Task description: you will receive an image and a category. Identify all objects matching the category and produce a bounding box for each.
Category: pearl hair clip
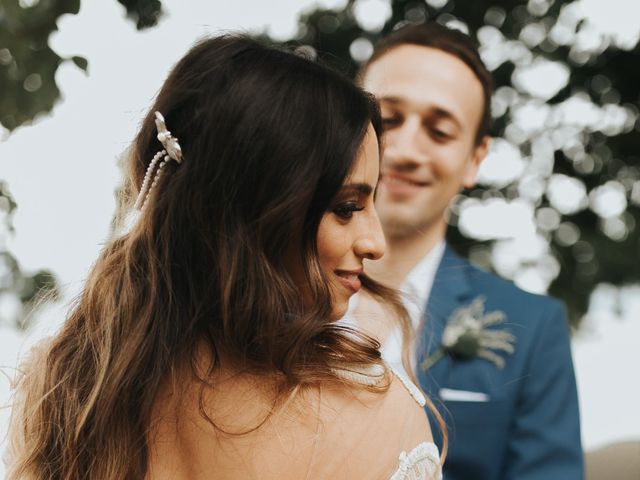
[133,112,183,211]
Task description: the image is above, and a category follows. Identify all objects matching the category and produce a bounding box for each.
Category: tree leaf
[71,55,89,73]
[117,0,164,30]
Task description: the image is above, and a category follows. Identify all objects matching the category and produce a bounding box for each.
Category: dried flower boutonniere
[420,296,516,371]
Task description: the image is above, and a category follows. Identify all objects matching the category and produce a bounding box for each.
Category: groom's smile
[362,44,489,240]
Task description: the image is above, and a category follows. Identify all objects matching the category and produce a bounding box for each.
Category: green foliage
[0,0,164,328]
[0,0,164,132]
[284,0,640,325]
[71,55,88,72]
[2,0,638,327]
[0,0,80,131]
[0,182,59,329]
[116,0,162,29]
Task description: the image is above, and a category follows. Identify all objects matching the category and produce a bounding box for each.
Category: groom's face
[362,45,489,240]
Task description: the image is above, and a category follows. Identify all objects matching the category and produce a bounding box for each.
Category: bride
[7,35,443,479]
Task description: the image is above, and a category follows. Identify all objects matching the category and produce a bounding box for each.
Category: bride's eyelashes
[332,201,365,220]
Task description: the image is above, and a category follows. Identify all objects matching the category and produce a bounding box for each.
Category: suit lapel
[417,245,473,393]
[425,244,473,346]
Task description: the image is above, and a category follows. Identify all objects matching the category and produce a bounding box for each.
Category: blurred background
[1,0,639,476]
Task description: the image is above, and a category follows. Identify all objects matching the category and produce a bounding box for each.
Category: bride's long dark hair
[8,35,442,480]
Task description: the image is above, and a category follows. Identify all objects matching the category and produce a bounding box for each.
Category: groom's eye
[381,114,401,130]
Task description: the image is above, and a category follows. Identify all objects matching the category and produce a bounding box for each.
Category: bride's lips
[381,172,431,196]
[334,269,362,294]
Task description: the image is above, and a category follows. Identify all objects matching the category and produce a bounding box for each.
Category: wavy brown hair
[7,35,443,479]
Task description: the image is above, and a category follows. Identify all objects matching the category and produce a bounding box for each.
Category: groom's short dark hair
[360,22,493,144]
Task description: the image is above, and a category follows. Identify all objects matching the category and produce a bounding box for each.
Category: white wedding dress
[387,365,442,480]
[338,363,442,480]
[141,358,443,480]
[389,441,442,480]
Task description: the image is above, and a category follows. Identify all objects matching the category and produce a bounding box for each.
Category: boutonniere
[420,296,516,371]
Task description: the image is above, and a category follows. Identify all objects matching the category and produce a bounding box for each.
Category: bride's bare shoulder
[348,370,431,434]
[148,361,434,479]
[313,370,434,478]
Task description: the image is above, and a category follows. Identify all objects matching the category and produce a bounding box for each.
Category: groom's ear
[462,136,490,189]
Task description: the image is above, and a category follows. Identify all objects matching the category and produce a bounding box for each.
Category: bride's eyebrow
[339,183,373,196]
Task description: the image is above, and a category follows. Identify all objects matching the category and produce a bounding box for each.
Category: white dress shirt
[342,241,446,375]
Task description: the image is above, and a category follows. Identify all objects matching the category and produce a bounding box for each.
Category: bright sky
[1,1,640,472]
[2,0,349,289]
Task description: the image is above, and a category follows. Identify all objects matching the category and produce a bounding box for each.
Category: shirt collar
[400,240,446,328]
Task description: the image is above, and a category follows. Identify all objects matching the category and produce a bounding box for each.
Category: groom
[359,23,583,479]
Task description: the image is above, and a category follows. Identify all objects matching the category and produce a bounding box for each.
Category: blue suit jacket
[416,245,583,479]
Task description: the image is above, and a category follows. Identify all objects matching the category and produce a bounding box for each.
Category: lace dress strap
[330,362,386,386]
[385,364,426,407]
[331,362,426,406]
[385,365,441,479]
[331,362,441,479]
[389,442,441,480]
